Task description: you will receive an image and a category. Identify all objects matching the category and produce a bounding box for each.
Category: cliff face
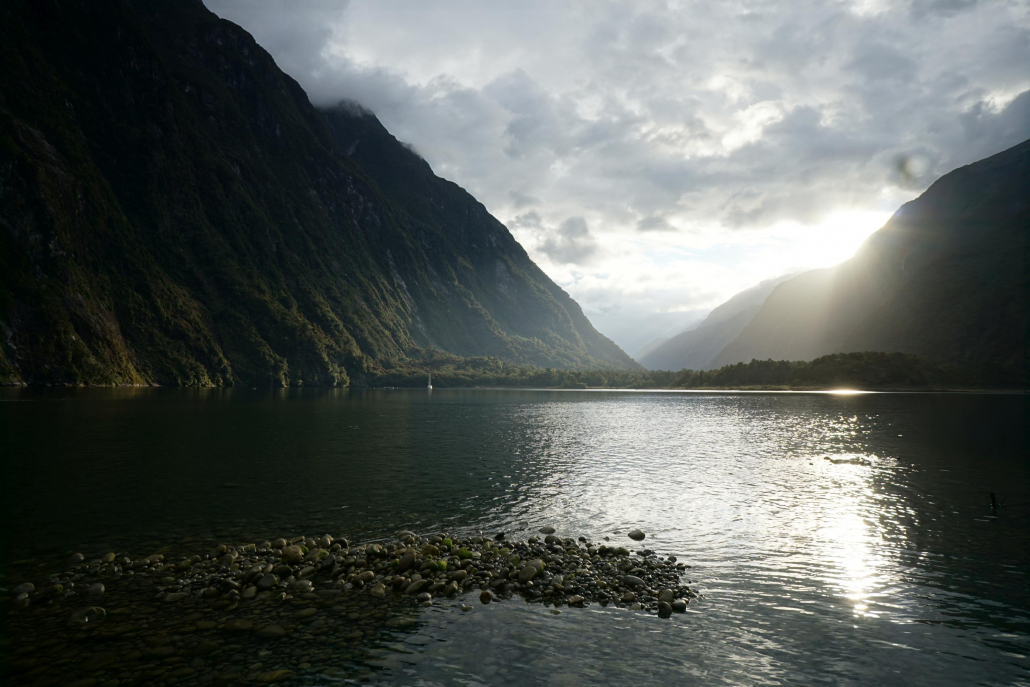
[0,0,636,386]
[710,139,1030,384]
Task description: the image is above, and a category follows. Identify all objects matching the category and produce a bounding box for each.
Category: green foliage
[368,351,995,390]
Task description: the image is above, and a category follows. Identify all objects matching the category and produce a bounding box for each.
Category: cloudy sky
[208,0,1029,355]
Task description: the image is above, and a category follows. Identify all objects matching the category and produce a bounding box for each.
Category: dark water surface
[3,388,1029,685]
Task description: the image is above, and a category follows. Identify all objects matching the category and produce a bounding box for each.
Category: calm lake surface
[3,388,1029,685]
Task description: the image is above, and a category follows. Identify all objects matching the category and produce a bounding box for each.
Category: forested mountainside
[0,0,636,387]
[639,273,795,371]
[710,139,1030,384]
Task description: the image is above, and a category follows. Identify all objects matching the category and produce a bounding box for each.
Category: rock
[369,582,386,598]
[68,552,85,564]
[657,589,675,603]
[671,599,687,613]
[255,669,293,683]
[549,609,562,615]
[13,582,34,595]
[241,585,257,600]
[479,590,493,604]
[539,526,556,534]
[101,552,116,564]
[164,592,189,602]
[404,579,429,595]
[567,595,585,606]
[271,538,287,549]
[282,545,303,564]
[217,552,237,568]
[355,570,374,584]
[289,579,313,593]
[444,581,459,596]
[83,651,118,670]
[12,593,30,609]
[256,624,286,639]
[88,583,105,596]
[319,534,333,548]
[627,529,646,541]
[416,592,432,603]
[621,575,645,589]
[447,569,468,582]
[256,574,278,591]
[222,618,254,632]
[657,601,673,618]
[621,592,637,602]
[397,552,416,573]
[293,607,318,619]
[297,566,315,579]
[460,604,473,611]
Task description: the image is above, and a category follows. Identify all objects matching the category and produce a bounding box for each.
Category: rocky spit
[3,528,700,685]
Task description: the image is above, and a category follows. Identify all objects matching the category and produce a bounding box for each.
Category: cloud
[538,217,599,265]
[206,0,1030,351]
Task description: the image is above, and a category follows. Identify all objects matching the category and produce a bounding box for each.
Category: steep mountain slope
[711,139,1030,383]
[0,0,635,386]
[639,273,796,371]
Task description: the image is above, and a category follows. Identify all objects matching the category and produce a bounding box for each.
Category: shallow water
[3,388,1029,685]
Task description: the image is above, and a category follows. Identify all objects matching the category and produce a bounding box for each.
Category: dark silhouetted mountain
[0,0,636,386]
[711,139,1030,384]
[639,273,796,371]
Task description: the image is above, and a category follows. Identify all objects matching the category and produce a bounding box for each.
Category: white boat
[427,373,433,390]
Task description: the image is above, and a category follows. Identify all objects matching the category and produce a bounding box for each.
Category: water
[3,388,1029,685]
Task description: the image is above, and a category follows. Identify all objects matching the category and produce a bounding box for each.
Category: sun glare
[785,210,892,270]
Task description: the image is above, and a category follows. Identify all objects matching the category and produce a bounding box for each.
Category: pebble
[627,529,646,541]
[88,582,105,596]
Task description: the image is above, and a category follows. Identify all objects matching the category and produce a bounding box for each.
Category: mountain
[0,0,636,386]
[710,139,1030,384]
[639,273,796,371]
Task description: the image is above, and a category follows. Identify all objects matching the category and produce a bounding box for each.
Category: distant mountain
[0,0,636,386]
[639,273,796,371]
[711,139,1030,384]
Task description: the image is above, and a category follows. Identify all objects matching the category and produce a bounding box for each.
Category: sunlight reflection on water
[3,388,1029,685]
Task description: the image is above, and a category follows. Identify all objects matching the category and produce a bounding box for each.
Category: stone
[397,552,416,573]
[222,619,254,632]
[88,583,105,596]
[567,595,585,606]
[369,582,386,598]
[671,599,687,613]
[101,552,116,564]
[282,545,303,564]
[241,585,257,600]
[271,538,287,549]
[657,601,673,618]
[257,624,286,639]
[658,589,675,603]
[256,574,277,591]
[416,592,432,603]
[538,526,556,534]
[404,579,429,595]
[289,579,313,593]
[293,607,318,619]
[627,529,646,541]
[164,592,189,602]
[68,553,85,564]
[622,575,645,588]
[255,669,293,683]
[12,592,30,609]
[13,582,34,595]
[479,590,493,604]
[83,651,118,670]
[621,592,636,602]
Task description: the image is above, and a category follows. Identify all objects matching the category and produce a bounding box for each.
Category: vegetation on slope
[0,0,636,387]
[367,351,990,390]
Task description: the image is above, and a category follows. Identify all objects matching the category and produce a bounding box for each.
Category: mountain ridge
[0,0,637,386]
[710,138,1030,383]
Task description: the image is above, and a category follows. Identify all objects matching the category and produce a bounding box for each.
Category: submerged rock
[627,529,646,541]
